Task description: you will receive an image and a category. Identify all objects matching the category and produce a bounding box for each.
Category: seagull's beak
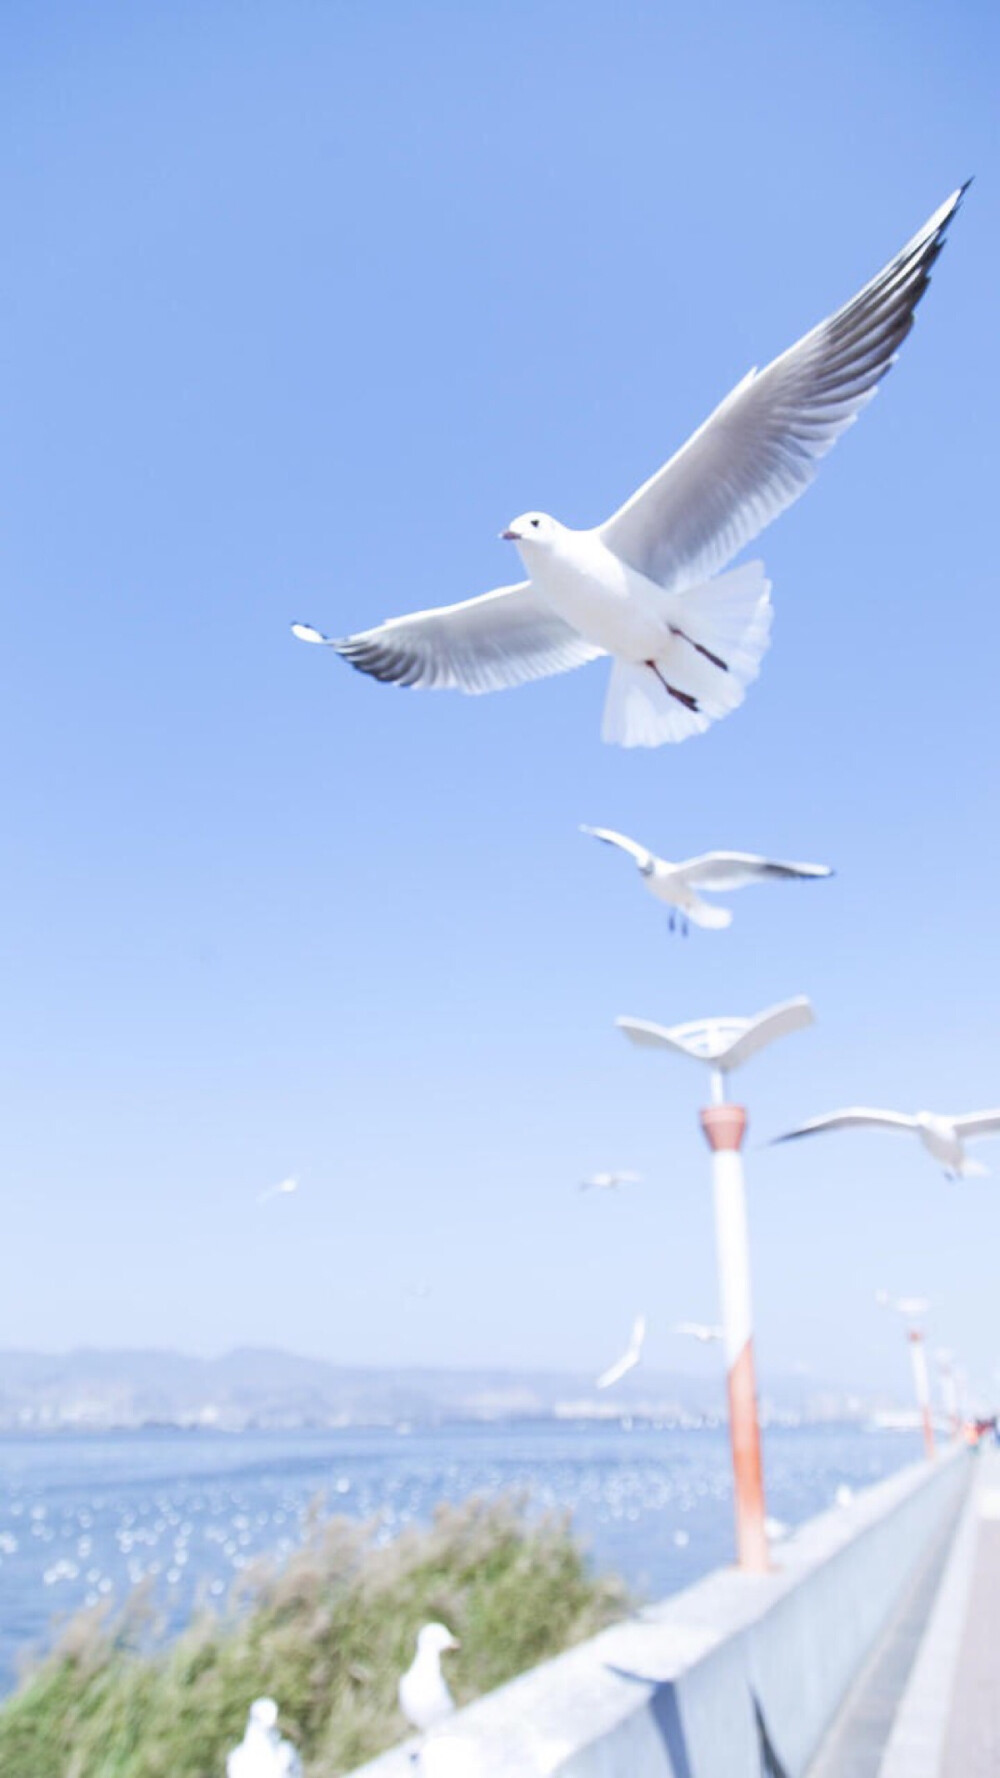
[445,1634,460,1651]
[500,528,520,541]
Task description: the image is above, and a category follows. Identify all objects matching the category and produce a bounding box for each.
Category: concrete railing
[352,1447,970,1778]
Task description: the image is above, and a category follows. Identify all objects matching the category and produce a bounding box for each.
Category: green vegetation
[0,1495,627,1777]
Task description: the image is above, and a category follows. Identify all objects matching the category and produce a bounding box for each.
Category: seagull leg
[668,626,729,673]
[645,660,700,712]
[682,917,689,938]
[668,911,676,933]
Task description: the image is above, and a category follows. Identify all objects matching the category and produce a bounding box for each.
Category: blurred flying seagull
[675,1321,724,1344]
[293,188,967,748]
[617,998,815,1078]
[876,1290,931,1318]
[227,1699,302,1778]
[596,1314,646,1389]
[258,1176,299,1205]
[399,1624,460,1734]
[580,1170,642,1192]
[582,825,832,930]
[772,1108,1000,1179]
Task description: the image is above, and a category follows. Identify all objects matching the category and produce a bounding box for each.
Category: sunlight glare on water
[0,1422,921,1690]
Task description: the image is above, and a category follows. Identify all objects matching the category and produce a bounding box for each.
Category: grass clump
[0,1494,627,1777]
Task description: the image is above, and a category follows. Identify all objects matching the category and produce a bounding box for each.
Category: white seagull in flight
[294,188,966,747]
[772,1109,1000,1179]
[876,1289,931,1319]
[582,825,832,930]
[257,1176,299,1205]
[579,1170,642,1192]
[596,1314,647,1389]
[675,1321,724,1344]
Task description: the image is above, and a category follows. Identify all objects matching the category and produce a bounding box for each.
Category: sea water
[0,1420,921,1692]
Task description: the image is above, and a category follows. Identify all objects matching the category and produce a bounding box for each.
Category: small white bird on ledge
[226,1698,302,1778]
[399,1622,461,1735]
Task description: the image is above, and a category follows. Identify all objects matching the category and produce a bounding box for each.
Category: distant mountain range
[0,1346,886,1432]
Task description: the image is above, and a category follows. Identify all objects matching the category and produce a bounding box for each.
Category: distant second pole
[908,1327,936,1460]
[700,1096,769,1572]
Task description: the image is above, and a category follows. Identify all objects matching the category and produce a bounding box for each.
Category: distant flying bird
[596,1315,646,1389]
[618,998,814,1078]
[876,1290,931,1318]
[580,1170,642,1192]
[772,1109,1000,1179]
[258,1177,299,1205]
[675,1321,724,1344]
[293,189,966,748]
[227,1699,302,1778]
[582,825,832,930]
[399,1624,460,1734]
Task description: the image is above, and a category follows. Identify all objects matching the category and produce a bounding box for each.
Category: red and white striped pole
[699,1088,768,1572]
[908,1327,935,1460]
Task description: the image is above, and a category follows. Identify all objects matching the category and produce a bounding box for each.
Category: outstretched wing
[596,1315,646,1389]
[294,582,605,694]
[595,1351,636,1389]
[581,825,657,870]
[675,851,833,892]
[599,187,967,590]
[951,1111,1000,1139]
[773,1108,917,1143]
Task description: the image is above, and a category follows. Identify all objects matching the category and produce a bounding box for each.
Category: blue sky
[0,0,997,1399]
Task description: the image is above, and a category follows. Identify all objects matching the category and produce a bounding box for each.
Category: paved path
[939,1461,1000,1775]
[808,1448,1000,1777]
[806,1513,959,1777]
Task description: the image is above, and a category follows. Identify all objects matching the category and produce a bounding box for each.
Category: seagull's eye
[531,518,540,529]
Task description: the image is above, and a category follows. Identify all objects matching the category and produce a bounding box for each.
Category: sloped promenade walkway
[809,1446,999,1777]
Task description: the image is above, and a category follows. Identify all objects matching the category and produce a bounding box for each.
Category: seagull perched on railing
[582,826,832,931]
[772,1109,1000,1179]
[399,1624,460,1735]
[579,1170,642,1192]
[293,189,966,748]
[227,1700,302,1778]
[596,1315,646,1389]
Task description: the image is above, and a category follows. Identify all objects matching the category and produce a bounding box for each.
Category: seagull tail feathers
[958,1157,990,1179]
[600,561,772,748]
[684,895,733,930]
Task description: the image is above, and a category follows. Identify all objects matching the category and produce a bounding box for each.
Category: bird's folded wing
[774,1108,917,1141]
[599,186,967,590]
[951,1111,1000,1138]
[721,997,814,1070]
[329,582,605,693]
[676,852,830,890]
[582,825,655,868]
